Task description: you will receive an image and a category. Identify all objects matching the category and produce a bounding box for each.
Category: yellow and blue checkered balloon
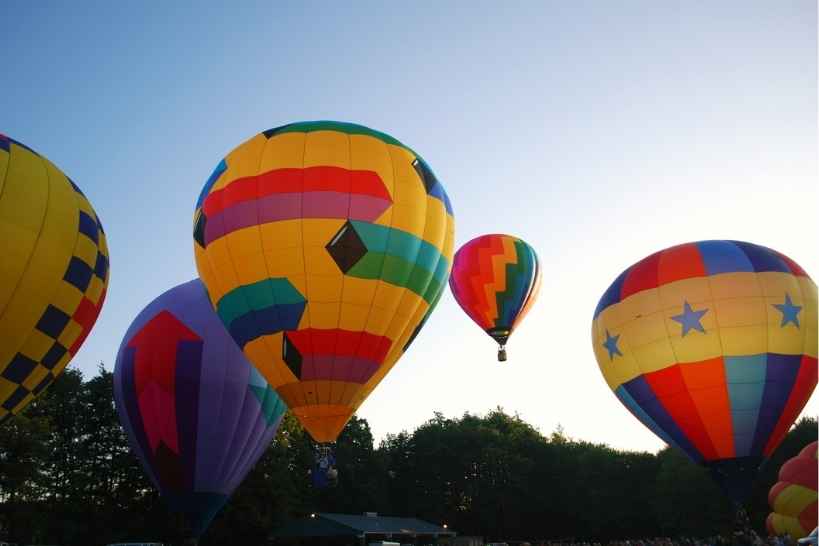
[0,134,109,422]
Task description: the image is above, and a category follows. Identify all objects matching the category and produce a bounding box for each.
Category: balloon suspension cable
[497,344,507,362]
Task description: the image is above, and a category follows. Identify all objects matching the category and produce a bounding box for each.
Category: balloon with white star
[591,240,817,503]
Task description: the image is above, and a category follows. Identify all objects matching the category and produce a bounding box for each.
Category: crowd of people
[526,531,801,546]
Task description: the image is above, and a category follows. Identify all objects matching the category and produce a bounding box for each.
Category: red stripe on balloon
[202,166,391,217]
[657,243,707,285]
[620,251,661,299]
[644,365,720,461]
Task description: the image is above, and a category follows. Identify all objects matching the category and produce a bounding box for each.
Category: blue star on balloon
[671,301,708,336]
[603,329,622,360]
[772,293,802,328]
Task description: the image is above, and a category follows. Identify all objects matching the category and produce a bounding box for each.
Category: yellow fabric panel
[758,271,803,298]
[73,233,99,268]
[0,148,8,194]
[338,302,370,331]
[308,301,341,329]
[0,155,79,370]
[341,276,378,305]
[421,197,447,248]
[658,277,712,309]
[231,249,269,287]
[767,299,806,356]
[303,130,352,169]
[244,334,287,387]
[214,133,267,191]
[84,276,105,306]
[302,246,339,277]
[797,276,818,358]
[0,144,49,319]
[382,297,429,368]
[18,329,55,361]
[762,272,805,354]
[773,484,817,516]
[262,247,304,277]
[226,225,264,258]
[720,325,768,356]
[306,274,343,303]
[22,364,49,391]
[714,297,767,327]
[363,305,394,337]
[592,320,642,390]
[194,246,228,306]
[51,284,83,318]
[622,310,668,348]
[632,337,677,374]
[388,147,427,236]
[57,319,82,349]
[315,379,333,405]
[443,214,455,260]
[303,218,345,247]
[259,132,306,171]
[371,282,404,313]
[260,219,302,250]
[349,133,395,200]
[668,325,723,362]
[0,377,16,403]
[709,272,763,299]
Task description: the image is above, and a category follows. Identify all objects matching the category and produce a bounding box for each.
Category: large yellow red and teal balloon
[449,234,540,361]
[0,134,109,422]
[767,441,817,538]
[591,241,817,501]
[193,121,455,442]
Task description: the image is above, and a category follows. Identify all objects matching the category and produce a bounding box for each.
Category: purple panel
[175,339,204,492]
[623,376,703,463]
[349,195,391,222]
[257,192,301,223]
[302,191,350,219]
[751,353,801,454]
[299,354,380,383]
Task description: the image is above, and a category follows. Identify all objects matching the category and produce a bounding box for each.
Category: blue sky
[5,1,817,452]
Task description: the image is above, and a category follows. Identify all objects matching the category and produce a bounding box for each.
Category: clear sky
[5,1,817,453]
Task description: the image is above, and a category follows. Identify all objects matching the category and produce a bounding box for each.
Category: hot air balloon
[767,441,817,538]
[591,241,817,503]
[114,280,286,537]
[192,121,455,446]
[0,134,109,422]
[449,234,540,361]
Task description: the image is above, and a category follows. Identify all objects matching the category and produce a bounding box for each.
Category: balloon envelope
[0,134,109,422]
[193,121,455,442]
[114,280,286,536]
[591,241,817,502]
[767,441,817,538]
[449,233,540,360]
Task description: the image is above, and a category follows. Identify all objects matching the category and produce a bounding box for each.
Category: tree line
[0,366,815,546]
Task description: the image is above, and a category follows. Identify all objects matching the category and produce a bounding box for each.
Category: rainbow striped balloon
[449,234,541,361]
[592,241,817,502]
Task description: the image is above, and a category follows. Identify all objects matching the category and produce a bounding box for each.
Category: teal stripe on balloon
[496,241,538,328]
[350,221,449,284]
[217,278,306,327]
[724,354,767,457]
